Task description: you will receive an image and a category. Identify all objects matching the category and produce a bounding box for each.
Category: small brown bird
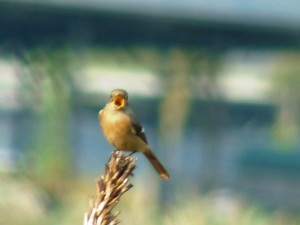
[99,89,169,180]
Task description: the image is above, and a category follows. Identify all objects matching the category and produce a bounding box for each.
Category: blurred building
[0,0,299,49]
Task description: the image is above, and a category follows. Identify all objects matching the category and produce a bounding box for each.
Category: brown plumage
[99,89,169,180]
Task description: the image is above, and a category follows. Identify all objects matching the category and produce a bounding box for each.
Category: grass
[1,173,300,225]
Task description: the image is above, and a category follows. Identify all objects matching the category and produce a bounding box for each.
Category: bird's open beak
[113,95,125,109]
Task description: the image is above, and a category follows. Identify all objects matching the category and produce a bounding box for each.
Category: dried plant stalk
[84,150,137,225]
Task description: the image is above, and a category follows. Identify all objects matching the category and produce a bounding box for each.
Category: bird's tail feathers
[144,148,169,180]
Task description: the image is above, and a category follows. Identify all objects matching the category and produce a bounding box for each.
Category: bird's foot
[129,151,136,156]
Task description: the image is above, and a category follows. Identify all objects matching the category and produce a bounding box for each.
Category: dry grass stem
[84,150,137,225]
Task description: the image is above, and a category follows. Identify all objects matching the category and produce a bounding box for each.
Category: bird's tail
[144,148,170,180]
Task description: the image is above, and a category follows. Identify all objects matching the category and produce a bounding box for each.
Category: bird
[99,89,169,180]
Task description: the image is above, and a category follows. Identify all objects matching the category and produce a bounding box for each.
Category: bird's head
[109,89,128,110]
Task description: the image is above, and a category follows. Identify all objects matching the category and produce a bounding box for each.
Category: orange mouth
[113,95,125,109]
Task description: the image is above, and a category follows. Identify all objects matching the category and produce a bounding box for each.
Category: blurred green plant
[162,195,298,225]
[20,47,75,205]
[271,51,300,150]
[2,174,299,225]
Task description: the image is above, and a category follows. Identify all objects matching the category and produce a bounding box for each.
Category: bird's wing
[128,112,148,144]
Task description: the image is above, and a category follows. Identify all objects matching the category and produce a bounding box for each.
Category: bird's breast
[100,110,134,150]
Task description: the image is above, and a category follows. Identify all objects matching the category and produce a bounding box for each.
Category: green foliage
[271,51,300,150]
[1,175,299,225]
[21,47,74,202]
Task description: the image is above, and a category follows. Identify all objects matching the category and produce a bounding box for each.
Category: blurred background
[1,0,300,224]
